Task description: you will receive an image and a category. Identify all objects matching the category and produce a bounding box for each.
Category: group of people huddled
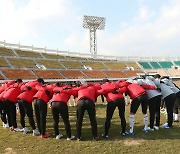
[0,74,179,141]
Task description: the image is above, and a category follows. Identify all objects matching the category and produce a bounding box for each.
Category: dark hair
[37,78,44,84]
[154,74,161,79]
[160,76,169,80]
[102,78,109,83]
[15,79,23,83]
[56,82,61,87]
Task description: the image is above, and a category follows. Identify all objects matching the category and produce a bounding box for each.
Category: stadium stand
[138,62,152,69]
[126,62,141,69]
[0,47,15,56]
[16,50,42,58]
[124,70,144,77]
[149,62,161,69]
[82,70,107,78]
[166,68,180,77]
[174,61,180,66]
[158,61,173,68]
[36,59,64,69]
[1,42,180,82]
[145,69,168,76]
[33,70,64,79]
[0,57,9,67]
[103,70,127,78]
[1,69,36,79]
[65,56,88,61]
[82,62,107,69]
[8,58,36,68]
[59,70,87,79]
[61,61,83,69]
[42,53,66,59]
[0,73,4,80]
[103,62,127,69]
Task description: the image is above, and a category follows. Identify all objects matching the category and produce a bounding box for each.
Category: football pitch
[0,101,180,154]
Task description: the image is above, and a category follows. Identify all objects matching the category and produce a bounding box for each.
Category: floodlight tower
[83,15,105,57]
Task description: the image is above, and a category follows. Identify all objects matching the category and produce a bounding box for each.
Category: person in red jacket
[50,82,75,140]
[61,83,102,141]
[0,80,15,128]
[33,83,54,138]
[17,78,44,135]
[119,79,156,135]
[3,79,23,131]
[101,80,128,138]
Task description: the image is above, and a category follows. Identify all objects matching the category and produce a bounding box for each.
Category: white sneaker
[23,127,31,134]
[147,127,154,131]
[14,128,22,132]
[56,134,63,139]
[67,135,75,141]
[162,123,170,129]
[3,123,9,128]
[153,126,159,130]
[32,130,40,136]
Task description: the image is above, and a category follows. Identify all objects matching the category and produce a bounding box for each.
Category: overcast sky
[0,0,180,57]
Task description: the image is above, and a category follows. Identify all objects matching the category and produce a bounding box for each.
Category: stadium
[1,40,180,83]
[0,1,180,154]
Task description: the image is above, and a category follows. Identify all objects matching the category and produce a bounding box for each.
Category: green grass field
[0,100,180,154]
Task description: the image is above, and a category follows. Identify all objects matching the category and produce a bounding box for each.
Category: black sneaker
[120,132,129,136]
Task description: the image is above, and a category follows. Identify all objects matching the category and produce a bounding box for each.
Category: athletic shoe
[120,132,129,136]
[23,127,31,134]
[67,135,76,141]
[153,126,159,130]
[56,134,63,139]
[142,129,149,134]
[41,132,51,138]
[14,128,23,132]
[101,134,109,139]
[32,130,40,136]
[77,138,81,141]
[126,131,134,136]
[162,123,172,129]
[3,123,9,129]
[146,127,154,131]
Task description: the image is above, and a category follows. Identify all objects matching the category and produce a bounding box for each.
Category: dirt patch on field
[4,148,16,154]
[124,139,144,146]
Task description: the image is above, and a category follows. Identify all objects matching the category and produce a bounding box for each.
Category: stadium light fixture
[83,15,105,57]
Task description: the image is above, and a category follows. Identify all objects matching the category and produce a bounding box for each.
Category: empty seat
[42,53,66,59]
[16,50,42,58]
[126,62,141,69]
[149,62,161,69]
[0,57,9,67]
[36,60,64,69]
[138,62,152,69]
[82,70,107,78]
[8,58,36,68]
[104,62,127,69]
[33,70,64,79]
[103,70,127,78]
[158,61,173,68]
[82,62,106,69]
[1,69,36,79]
[0,47,15,56]
[61,61,83,69]
[60,70,87,79]
[124,70,144,77]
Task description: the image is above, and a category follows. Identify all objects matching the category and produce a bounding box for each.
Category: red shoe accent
[41,132,51,138]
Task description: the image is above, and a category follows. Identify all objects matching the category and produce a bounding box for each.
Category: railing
[1,40,180,61]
